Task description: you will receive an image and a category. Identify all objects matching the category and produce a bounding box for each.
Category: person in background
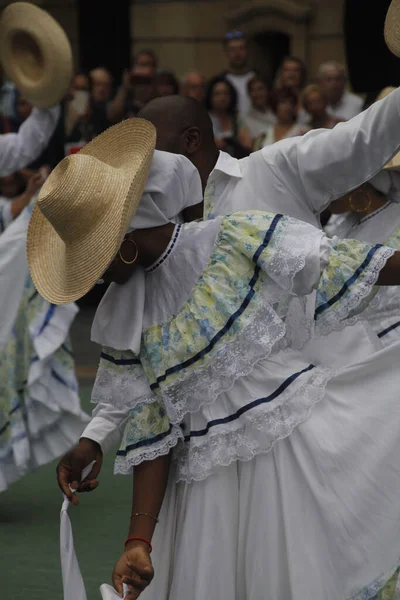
[134,49,158,77]
[301,84,342,130]
[275,56,307,97]
[220,32,255,115]
[181,71,206,104]
[154,71,180,97]
[206,75,253,158]
[0,65,17,121]
[318,61,363,121]
[108,64,156,123]
[243,75,276,141]
[0,170,43,233]
[255,88,310,149]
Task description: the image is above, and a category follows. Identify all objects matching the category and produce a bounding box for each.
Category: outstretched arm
[0,106,60,176]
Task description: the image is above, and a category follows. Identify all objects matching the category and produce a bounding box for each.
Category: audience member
[301,84,342,130]
[0,170,43,233]
[318,61,363,121]
[181,71,206,103]
[255,88,310,149]
[220,32,255,114]
[243,75,276,140]
[206,75,253,158]
[0,65,17,121]
[154,71,180,97]
[89,67,114,104]
[134,49,158,77]
[275,56,307,95]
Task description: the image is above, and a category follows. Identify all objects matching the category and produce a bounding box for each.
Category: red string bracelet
[124,536,152,553]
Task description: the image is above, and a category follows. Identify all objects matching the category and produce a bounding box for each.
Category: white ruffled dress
[0,205,89,492]
[93,211,400,599]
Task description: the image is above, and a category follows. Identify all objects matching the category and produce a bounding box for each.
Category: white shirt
[0,106,60,177]
[225,72,255,114]
[82,85,400,453]
[327,89,363,121]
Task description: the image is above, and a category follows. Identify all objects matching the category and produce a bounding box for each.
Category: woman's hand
[112,541,154,600]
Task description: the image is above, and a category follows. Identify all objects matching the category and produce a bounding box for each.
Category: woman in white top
[254,88,310,149]
[242,75,276,141]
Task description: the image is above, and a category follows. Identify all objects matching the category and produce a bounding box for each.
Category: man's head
[138,96,218,200]
[181,71,206,103]
[134,49,158,77]
[278,56,307,91]
[318,61,347,106]
[224,33,249,72]
[73,73,89,92]
[89,67,113,104]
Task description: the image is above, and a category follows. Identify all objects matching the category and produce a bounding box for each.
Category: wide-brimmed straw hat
[27,118,156,305]
[0,2,73,108]
[385,0,400,58]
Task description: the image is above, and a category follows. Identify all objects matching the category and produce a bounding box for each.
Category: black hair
[205,76,238,116]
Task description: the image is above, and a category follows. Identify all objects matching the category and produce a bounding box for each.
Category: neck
[276,120,293,128]
[193,147,219,193]
[311,113,330,128]
[229,66,249,76]
[131,223,175,268]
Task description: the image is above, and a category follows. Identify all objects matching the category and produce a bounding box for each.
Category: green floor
[0,387,132,600]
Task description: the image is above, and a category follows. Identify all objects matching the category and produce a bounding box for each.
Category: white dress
[92,211,400,599]
[0,203,89,492]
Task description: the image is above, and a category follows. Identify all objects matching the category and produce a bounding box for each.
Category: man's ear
[182,127,201,155]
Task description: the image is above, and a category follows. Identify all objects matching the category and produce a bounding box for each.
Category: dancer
[30,119,400,599]
[0,2,72,175]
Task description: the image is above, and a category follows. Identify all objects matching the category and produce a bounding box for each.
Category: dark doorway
[249,32,290,84]
[77,0,131,82]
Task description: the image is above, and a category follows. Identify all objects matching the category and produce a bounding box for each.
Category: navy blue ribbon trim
[315,244,382,318]
[149,214,283,391]
[101,352,141,366]
[183,364,315,442]
[116,425,173,456]
[51,369,78,392]
[28,290,39,303]
[36,304,56,336]
[0,402,22,436]
[378,320,400,339]
[61,343,74,357]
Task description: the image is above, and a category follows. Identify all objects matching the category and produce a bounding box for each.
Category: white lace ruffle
[113,426,183,475]
[315,246,395,338]
[173,365,331,482]
[91,358,156,408]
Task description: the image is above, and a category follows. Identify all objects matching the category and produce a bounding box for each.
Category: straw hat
[385,0,400,58]
[27,118,156,305]
[0,2,73,108]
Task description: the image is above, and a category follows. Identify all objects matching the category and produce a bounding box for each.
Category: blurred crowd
[0,32,366,226]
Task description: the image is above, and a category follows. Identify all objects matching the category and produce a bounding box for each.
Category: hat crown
[37,154,125,243]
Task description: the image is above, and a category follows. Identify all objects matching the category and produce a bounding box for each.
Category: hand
[26,172,44,196]
[56,438,103,505]
[112,542,154,600]
[122,69,133,91]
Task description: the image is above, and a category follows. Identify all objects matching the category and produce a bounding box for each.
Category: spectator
[301,84,343,129]
[0,170,43,233]
[134,49,158,77]
[220,32,255,114]
[254,88,310,149]
[0,65,17,120]
[89,67,114,104]
[181,71,206,103]
[275,56,307,96]
[243,75,276,141]
[206,75,253,158]
[154,71,180,97]
[318,61,363,121]
[107,65,156,123]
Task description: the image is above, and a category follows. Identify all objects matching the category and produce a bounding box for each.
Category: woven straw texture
[0,2,72,108]
[27,118,156,304]
[385,0,400,58]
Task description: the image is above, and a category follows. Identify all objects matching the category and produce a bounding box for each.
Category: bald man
[58,90,400,492]
[181,71,206,104]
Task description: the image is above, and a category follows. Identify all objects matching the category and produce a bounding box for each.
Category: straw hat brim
[385,0,400,58]
[27,119,156,304]
[0,2,73,108]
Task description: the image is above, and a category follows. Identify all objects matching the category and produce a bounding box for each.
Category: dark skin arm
[112,454,171,599]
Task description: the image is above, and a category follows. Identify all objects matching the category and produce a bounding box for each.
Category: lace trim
[113,426,183,475]
[315,246,395,338]
[91,358,156,408]
[350,562,400,600]
[173,365,331,482]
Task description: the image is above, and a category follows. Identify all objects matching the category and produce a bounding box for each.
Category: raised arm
[265,87,400,216]
[0,106,60,176]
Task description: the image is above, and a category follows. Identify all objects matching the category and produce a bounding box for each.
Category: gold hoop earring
[348,190,372,214]
[119,239,139,265]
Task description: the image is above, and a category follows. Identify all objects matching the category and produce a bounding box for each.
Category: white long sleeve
[80,401,130,455]
[0,105,60,176]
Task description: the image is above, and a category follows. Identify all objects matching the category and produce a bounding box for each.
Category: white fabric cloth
[82,85,400,451]
[327,89,364,121]
[0,106,60,177]
[91,151,203,353]
[256,123,310,148]
[225,71,255,114]
[0,195,13,231]
[140,344,400,599]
